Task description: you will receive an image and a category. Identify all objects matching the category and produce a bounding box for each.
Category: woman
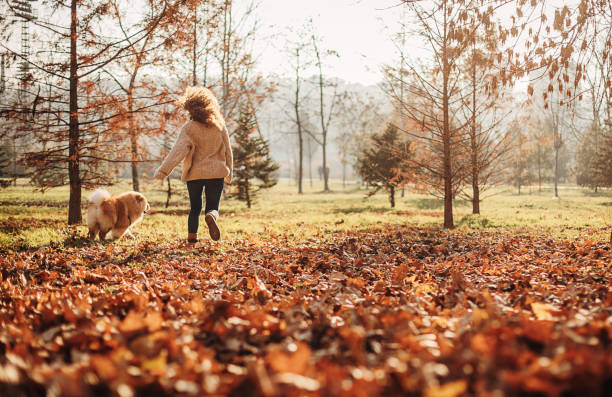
[154,87,233,243]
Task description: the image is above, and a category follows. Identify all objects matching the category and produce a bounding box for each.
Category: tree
[459,13,512,214]
[0,0,180,224]
[231,105,279,208]
[181,0,220,87]
[310,30,339,192]
[187,0,267,131]
[508,127,532,195]
[357,124,410,208]
[574,11,612,192]
[385,0,477,227]
[522,1,612,103]
[576,123,600,189]
[282,34,311,194]
[386,0,610,221]
[526,118,554,192]
[590,103,612,187]
[543,95,569,198]
[103,1,196,192]
[335,92,384,189]
[0,142,10,178]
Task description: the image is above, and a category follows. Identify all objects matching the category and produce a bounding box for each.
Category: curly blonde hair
[176,86,225,130]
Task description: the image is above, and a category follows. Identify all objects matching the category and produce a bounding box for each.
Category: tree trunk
[516,133,522,195]
[470,48,479,215]
[318,90,329,192]
[11,134,17,186]
[390,185,395,208]
[245,182,251,208]
[165,176,172,208]
[220,0,231,117]
[192,9,197,86]
[67,0,82,225]
[308,141,312,188]
[554,143,559,198]
[294,47,303,194]
[313,38,330,192]
[537,146,542,192]
[472,183,480,214]
[322,140,329,191]
[441,4,453,228]
[553,126,561,199]
[128,96,140,192]
[298,133,303,194]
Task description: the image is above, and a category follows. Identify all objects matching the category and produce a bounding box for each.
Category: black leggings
[186,178,224,234]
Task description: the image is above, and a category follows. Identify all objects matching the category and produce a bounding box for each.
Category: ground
[0,180,611,396]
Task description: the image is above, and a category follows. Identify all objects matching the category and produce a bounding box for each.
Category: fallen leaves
[531,302,557,320]
[425,379,468,397]
[0,226,610,396]
[266,341,311,374]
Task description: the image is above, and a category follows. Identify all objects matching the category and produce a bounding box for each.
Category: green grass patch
[0,179,610,250]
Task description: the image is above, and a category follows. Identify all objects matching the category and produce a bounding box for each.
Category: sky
[255,0,402,85]
[0,0,403,86]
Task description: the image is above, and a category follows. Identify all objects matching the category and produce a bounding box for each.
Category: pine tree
[576,124,601,189]
[231,106,279,208]
[0,144,9,174]
[356,123,410,208]
[0,143,10,187]
[592,109,612,187]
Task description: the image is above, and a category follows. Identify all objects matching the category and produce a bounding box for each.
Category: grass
[0,178,611,250]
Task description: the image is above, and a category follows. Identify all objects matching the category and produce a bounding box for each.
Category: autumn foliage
[1,227,610,396]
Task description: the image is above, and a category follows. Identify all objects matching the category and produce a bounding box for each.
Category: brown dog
[87,189,150,240]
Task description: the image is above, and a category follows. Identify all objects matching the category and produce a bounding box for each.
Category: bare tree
[385,1,480,228]
[213,0,265,129]
[284,38,311,194]
[527,118,553,193]
[104,1,199,192]
[459,19,512,214]
[385,0,525,227]
[310,31,339,192]
[547,98,569,199]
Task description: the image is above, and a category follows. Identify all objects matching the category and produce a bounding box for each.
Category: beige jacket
[154,120,233,182]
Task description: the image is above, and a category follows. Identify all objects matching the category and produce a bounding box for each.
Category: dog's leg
[99,230,108,241]
[88,223,98,240]
[111,228,127,240]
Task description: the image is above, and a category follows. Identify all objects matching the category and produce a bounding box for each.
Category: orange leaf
[425,379,468,397]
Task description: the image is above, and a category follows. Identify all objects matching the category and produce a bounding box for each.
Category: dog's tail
[88,189,110,207]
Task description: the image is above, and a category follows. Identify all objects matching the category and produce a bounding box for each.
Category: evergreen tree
[576,124,602,189]
[356,123,410,208]
[592,110,612,187]
[231,106,279,208]
[0,143,10,187]
[0,144,9,176]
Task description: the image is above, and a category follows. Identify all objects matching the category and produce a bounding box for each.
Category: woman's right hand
[153,169,166,180]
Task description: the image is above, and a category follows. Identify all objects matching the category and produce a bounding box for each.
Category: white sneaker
[205,211,220,241]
